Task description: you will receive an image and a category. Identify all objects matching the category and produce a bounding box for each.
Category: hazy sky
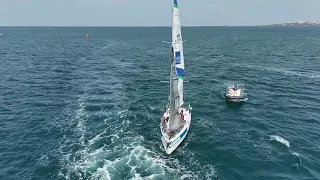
[1,0,320,26]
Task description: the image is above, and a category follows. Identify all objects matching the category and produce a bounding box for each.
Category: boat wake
[54,77,216,179]
[56,87,162,179]
[269,135,290,148]
[57,97,216,179]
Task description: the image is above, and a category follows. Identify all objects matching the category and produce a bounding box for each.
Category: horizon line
[0,25,269,28]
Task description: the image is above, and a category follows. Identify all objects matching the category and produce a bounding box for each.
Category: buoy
[86,33,89,38]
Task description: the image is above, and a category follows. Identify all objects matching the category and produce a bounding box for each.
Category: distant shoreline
[263,21,320,27]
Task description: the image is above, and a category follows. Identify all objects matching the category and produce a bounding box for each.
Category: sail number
[174,34,182,44]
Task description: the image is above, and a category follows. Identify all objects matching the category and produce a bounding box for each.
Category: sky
[0,0,320,26]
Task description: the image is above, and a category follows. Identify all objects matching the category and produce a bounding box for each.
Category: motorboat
[224,84,246,100]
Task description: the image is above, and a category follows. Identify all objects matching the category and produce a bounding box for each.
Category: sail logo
[175,52,181,64]
[174,33,181,44]
[174,38,181,45]
[174,0,178,8]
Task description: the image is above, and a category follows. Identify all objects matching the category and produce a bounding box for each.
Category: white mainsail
[168,0,185,131]
[172,0,184,106]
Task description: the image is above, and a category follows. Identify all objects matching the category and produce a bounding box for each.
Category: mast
[168,0,184,131]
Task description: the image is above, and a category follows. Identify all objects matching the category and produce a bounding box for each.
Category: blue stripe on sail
[174,0,178,8]
[175,51,181,64]
[176,67,184,77]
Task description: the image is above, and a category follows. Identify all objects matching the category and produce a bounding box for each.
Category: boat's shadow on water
[224,98,247,108]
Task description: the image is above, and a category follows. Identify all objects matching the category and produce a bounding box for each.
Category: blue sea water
[0,26,320,180]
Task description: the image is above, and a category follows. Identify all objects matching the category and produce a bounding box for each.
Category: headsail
[168,0,185,131]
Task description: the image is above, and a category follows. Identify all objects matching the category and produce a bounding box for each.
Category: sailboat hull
[160,107,191,154]
[159,0,190,155]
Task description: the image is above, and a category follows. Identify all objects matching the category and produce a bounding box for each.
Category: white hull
[225,85,246,100]
[160,107,191,154]
[225,90,245,99]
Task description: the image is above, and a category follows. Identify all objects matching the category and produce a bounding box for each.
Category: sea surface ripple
[0,26,320,180]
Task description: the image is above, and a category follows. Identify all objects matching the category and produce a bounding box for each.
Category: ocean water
[0,26,320,180]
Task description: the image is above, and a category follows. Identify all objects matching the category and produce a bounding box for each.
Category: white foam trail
[270,135,290,148]
[90,166,111,180]
[292,151,302,165]
[56,61,218,179]
[292,152,299,157]
[36,154,49,167]
[56,83,177,179]
[88,129,106,146]
[57,77,124,179]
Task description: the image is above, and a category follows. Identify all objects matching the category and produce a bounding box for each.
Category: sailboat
[160,0,192,155]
